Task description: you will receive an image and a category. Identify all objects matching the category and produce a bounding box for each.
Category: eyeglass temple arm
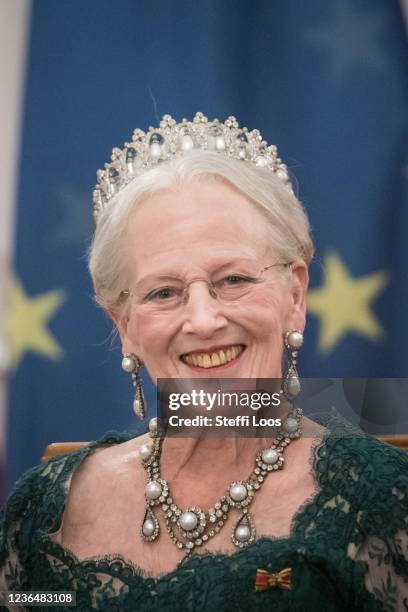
[263,261,294,272]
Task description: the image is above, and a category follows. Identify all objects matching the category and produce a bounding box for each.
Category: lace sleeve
[346,441,408,611]
[0,435,124,612]
[0,452,80,611]
[0,465,41,611]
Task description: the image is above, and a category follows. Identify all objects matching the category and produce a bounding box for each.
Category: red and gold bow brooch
[255,567,292,591]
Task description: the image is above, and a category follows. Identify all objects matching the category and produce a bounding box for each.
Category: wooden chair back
[41,435,408,463]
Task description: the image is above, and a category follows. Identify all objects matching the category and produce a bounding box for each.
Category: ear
[287,261,309,332]
[109,308,139,357]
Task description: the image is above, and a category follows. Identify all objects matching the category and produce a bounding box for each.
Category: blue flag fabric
[6,0,408,494]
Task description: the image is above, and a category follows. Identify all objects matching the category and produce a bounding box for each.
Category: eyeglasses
[119,258,293,313]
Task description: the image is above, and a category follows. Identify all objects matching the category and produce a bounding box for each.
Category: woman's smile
[180,344,246,370]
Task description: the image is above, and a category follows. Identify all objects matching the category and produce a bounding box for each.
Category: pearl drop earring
[283,330,303,400]
[121,353,146,419]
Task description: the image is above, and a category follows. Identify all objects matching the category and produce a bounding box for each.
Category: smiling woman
[110,179,308,382]
[1,114,407,611]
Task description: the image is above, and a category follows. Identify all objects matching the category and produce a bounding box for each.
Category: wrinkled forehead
[123,181,276,278]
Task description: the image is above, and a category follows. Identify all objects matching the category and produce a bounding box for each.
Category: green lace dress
[1,417,407,612]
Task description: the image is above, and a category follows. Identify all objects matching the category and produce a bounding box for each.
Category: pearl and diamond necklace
[139,407,302,555]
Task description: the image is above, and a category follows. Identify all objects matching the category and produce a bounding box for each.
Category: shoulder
[316,432,408,524]
[65,430,150,491]
[0,452,77,572]
[319,432,408,477]
[0,430,147,586]
[1,431,138,533]
[314,411,407,478]
[1,453,73,533]
[57,431,150,529]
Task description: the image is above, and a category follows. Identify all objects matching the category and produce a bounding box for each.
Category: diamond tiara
[93,112,291,223]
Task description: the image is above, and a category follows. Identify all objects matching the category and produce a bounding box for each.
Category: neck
[160,435,267,509]
[160,397,291,479]
[162,435,267,479]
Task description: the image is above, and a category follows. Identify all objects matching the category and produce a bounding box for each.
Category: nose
[181,281,228,338]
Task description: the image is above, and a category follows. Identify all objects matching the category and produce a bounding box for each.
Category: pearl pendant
[149,142,162,159]
[142,517,155,536]
[141,508,159,541]
[232,512,255,548]
[133,398,142,418]
[179,134,194,151]
[238,145,247,159]
[125,146,137,175]
[235,524,250,542]
[284,375,301,399]
[215,136,226,150]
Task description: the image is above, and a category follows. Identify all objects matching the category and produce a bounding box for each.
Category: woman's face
[117,179,308,383]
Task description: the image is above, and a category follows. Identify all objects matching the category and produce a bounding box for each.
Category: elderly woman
[1,113,407,611]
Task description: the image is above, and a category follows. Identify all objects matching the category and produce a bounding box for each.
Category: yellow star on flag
[6,276,66,369]
[307,252,389,354]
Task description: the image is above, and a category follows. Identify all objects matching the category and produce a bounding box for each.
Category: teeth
[182,345,243,368]
[203,355,212,368]
[211,353,221,367]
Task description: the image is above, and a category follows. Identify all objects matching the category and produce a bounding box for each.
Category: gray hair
[88,150,314,313]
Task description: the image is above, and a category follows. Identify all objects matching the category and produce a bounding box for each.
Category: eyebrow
[134,273,186,287]
[134,259,254,286]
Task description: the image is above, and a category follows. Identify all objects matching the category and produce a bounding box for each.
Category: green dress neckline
[41,426,326,583]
